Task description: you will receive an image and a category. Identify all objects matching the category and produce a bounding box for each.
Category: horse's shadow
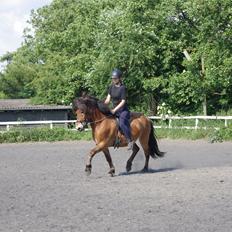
[118,167,180,176]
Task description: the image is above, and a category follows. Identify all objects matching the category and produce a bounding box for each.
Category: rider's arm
[104,94,111,105]
[112,99,126,114]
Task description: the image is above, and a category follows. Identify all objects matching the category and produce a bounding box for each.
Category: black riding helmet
[111,68,122,79]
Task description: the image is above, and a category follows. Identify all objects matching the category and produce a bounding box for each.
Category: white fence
[0,116,232,131]
[0,120,76,131]
[149,116,232,130]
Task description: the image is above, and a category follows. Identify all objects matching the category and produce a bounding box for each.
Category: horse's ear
[72,99,79,111]
[81,91,88,98]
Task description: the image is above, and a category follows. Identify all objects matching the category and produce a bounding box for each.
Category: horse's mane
[72,95,112,116]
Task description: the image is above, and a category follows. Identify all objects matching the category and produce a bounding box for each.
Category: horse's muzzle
[76,122,84,131]
[76,121,88,131]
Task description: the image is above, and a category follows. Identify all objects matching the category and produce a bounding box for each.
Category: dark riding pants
[115,109,131,142]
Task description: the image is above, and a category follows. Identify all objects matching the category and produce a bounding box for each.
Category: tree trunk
[149,94,157,115]
[203,94,207,116]
[201,57,207,116]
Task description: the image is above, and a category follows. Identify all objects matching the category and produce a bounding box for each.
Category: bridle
[75,101,113,127]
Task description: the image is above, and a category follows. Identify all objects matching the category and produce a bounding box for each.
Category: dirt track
[0,140,232,232]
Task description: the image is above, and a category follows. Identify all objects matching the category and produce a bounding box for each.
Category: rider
[104,68,134,150]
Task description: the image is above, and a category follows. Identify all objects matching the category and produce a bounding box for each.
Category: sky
[0,0,52,58]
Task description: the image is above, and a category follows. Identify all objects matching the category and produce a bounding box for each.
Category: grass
[0,126,232,144]
[0,127,92,143]
[155,127,232,143]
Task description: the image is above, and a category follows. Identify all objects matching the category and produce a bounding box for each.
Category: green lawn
[0,126,232,143]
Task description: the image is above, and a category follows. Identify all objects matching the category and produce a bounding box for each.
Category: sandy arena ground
[0,139,231,232]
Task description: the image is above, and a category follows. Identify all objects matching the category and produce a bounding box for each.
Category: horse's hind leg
[139,131,150,172]
[126,143,140,172]
[142,152,150,172]
[103,148,115,176]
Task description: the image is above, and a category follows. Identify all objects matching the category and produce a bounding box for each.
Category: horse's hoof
[141,167,148,173]
[85,169,91,176]
[85,165,92,176]
[126,162,132,172]
[108,168,115,177]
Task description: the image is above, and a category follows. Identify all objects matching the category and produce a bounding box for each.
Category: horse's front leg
[103,148,115,177]
[85,142,105,175]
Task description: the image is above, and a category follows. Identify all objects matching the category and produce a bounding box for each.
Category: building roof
[0,99,72,111]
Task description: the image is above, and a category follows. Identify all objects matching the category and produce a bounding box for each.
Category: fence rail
[149,116,232,129]
[0,116,232,131]
[0,120,76,131]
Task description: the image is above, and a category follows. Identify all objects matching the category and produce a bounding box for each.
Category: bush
[208,127,232,143]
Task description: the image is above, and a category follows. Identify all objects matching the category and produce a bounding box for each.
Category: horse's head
[72,97,90,131]
[73,95,112,131]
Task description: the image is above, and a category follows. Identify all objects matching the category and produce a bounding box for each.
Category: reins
[75,97,114,125]
[88,116,108,124]
[78,115,113,126]
[87,106,114,125]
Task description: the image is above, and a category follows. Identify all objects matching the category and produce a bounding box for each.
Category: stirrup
[114,137,121,149]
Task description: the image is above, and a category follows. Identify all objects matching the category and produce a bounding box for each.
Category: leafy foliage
[0,0,231,114]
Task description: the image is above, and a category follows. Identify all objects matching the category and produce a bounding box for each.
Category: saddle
[113,112,143,148]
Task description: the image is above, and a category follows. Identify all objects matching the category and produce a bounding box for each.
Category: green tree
[1,0,231,115]
[165,0,232,114]
[0,46,38,98]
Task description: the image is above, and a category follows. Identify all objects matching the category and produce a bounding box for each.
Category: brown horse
[73,95,165,176]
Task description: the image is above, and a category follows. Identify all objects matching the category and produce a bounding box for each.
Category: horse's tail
[148,121,165,158]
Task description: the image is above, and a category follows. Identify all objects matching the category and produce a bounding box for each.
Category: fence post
[169,119,172,128]
[50,123,53,129]
[6,124,10,131]
[195,118,199,130]
[225,119,228,127]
